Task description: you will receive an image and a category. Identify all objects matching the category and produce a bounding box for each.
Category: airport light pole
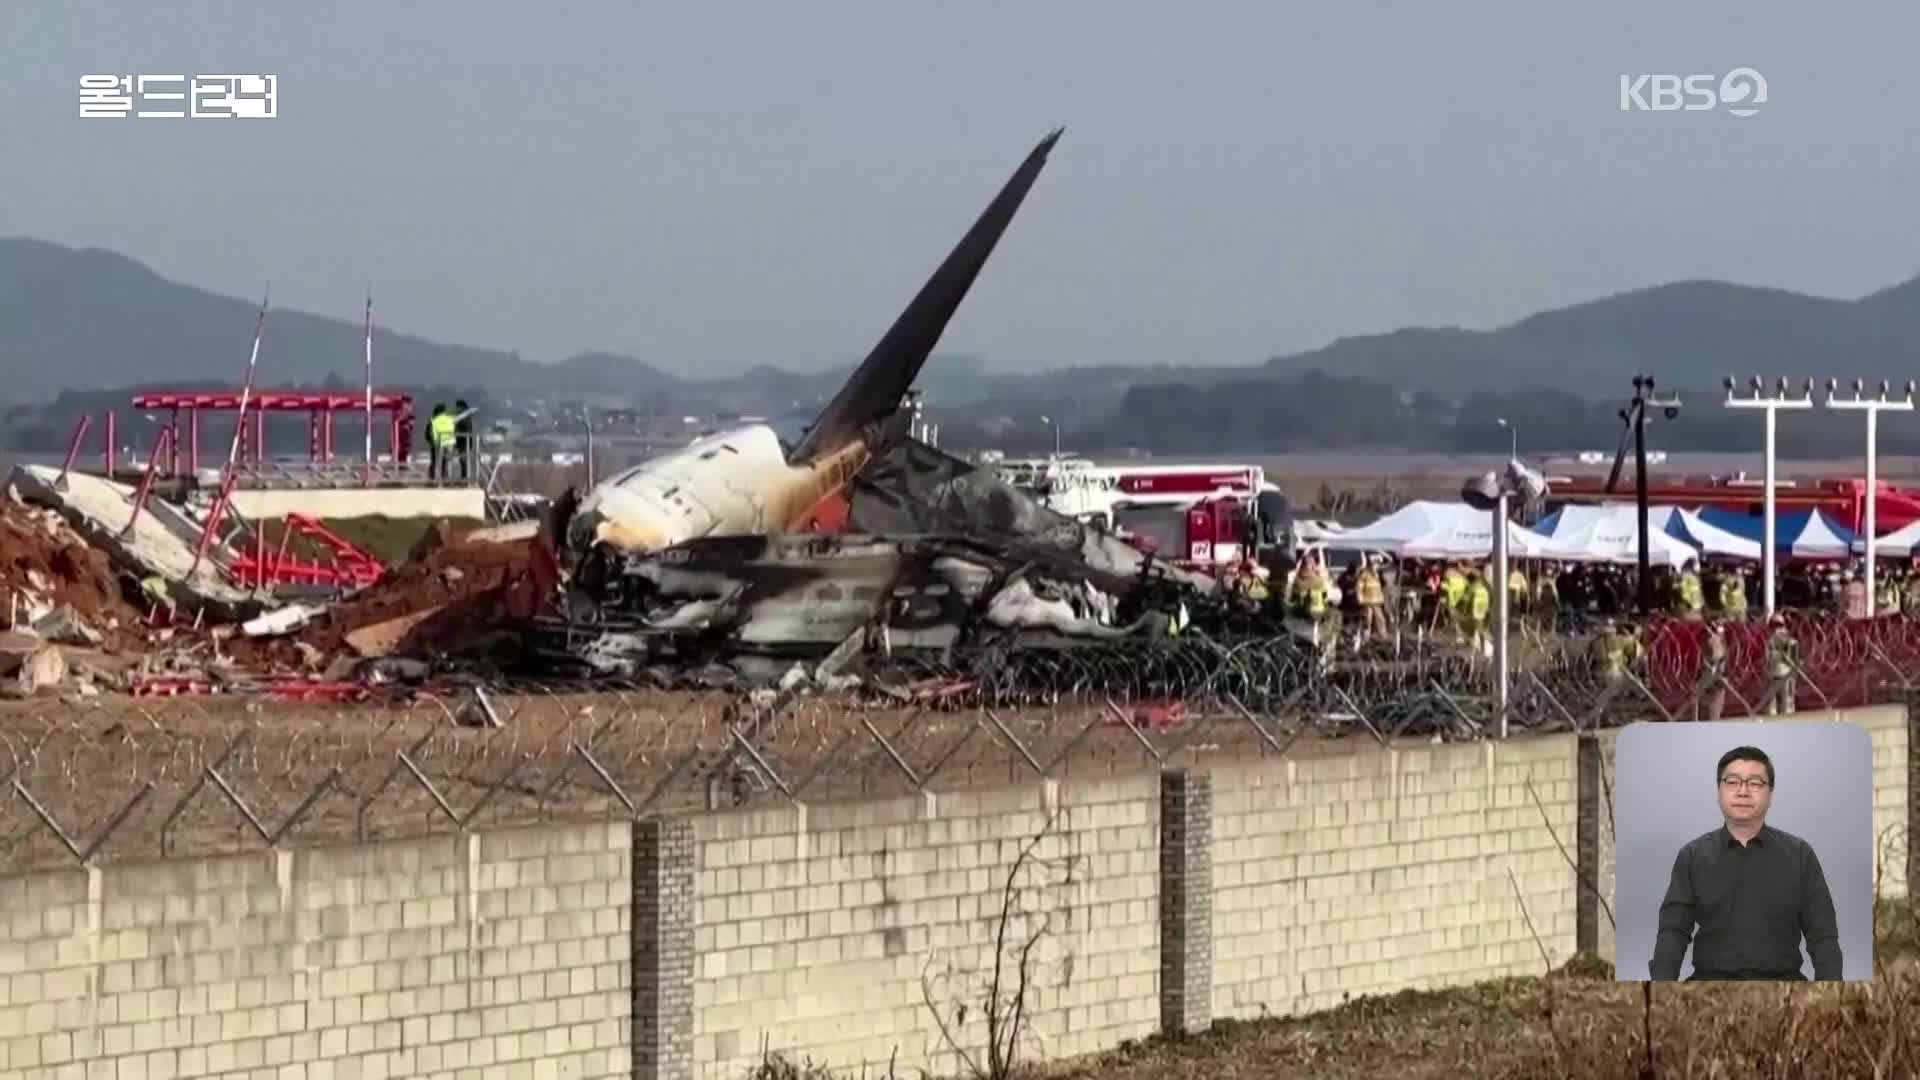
[1040,414,1060,457]
[1463,460,1549,739]
[1497,417,1517,459]
[1823,377,1916,615]
[1723,375,1816,616]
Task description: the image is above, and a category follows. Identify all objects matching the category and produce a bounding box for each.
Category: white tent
[1664,507,1764,561]
[1856,518,1920,557]
[1533,503,1700,568]
[1316,500,1556,559]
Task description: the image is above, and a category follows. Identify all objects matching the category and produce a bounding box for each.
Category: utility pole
[1606,375,1682,616]
[1724,376,1815,616]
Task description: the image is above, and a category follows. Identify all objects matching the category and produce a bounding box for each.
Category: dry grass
[1043,901,1920,1080]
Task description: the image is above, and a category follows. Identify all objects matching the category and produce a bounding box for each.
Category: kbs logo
[1619,68,1767,117]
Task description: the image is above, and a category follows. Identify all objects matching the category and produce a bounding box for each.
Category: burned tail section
[789,127,1064,465]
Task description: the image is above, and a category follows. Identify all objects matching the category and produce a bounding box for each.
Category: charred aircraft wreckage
[522,129,1302,691]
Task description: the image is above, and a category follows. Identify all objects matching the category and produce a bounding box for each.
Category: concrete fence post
[633,818,695,1080]
[1159,767,1213,1037]
[1909,703,1920,900]
[1575,735,1603,957]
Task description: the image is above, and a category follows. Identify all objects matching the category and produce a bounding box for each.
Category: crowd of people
[1217,547,1920,716]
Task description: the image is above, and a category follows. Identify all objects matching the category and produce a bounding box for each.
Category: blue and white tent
[1530,504,1699,567]
[1693,508,1858,560]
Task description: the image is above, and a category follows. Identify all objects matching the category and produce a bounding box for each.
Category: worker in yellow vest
[1506,565,1529,623]
[1717,567,1748,620]
[1874,569,1899,616]
[1700,616,1729,721]
[1356,557,1388,644]
[1440,563,1468,641]
[1766,614,1799,714]
[1465,569,1492,656]
[1592,618,1644,682]
[428,403,458,480]
[1673,560,1705,621]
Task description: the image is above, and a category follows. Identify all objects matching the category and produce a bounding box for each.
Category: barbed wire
[0,610,1911,872]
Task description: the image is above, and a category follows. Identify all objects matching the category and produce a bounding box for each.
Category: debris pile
[0,495,150,654]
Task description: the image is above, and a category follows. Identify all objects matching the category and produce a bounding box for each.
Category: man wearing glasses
[1649,746,1842,981]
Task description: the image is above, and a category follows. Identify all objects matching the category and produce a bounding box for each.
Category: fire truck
[994,457,1291,574]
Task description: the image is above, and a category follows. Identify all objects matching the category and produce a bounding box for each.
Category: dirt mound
[0,498,149,652]
[303,531,534,656]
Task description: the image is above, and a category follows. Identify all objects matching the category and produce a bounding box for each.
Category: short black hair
[1717,745,1774,788]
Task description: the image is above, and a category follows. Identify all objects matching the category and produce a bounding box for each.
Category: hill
[1261,277,1920,398]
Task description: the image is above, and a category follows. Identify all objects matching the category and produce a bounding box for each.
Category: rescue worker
[1699,615,1729,721]
[1532,562,1560,632]
[1765,613,1799,715]
[1240,559,1271,604]
[1717,564,1748,621]
[1398,561,1427,643]
[1842,569,1869,620]
[1592,617,1644,685]
[1440,562,1468,641]
[1506,563,1530,626]
[427,403,457,480]
[1903,565,1920,619]
[1874,567,1899,617]
[453,398,477,480]
[1465,568,1492,657]
[1167,601,1190,637]
[1674,559,1705,621]
[1356,556,1388,644]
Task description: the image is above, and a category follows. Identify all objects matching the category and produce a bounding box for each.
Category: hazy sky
[6,3,1919,376]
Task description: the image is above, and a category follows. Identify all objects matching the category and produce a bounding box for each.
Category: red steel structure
[127,390,417,480]
[1547,475,1920,535]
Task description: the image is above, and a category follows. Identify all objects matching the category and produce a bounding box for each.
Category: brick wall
[0,822,632,1080]
[1209,735,1580,1019]
[684,775,1163,1079]
[0,707,1911,1079]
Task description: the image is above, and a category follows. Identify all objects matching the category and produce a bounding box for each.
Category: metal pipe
[104,410,116,480]
[1634,401,1652,615]
[1764,405,1776,615]
[55,414,92,490]
[1867,407,1877,614]
[1494,490,1510,737]
[123,426,175,537]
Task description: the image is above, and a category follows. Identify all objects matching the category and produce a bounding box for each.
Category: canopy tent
[1663,508,1765,561]
[1532,504,1699,568]
[1855,517,1920,558]
[1312,500,1556,559]
[1693,508,1858,560]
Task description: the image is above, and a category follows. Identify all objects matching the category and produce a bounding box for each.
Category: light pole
[1724,375,1815,615]
[1462,459,1549,738]
[1039,414,1060,457]
[1497,417,1517,459]
[1823,377,1916,616]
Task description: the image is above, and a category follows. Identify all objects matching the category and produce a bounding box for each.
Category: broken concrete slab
[9,465,261,621]
[464,520,539,545]
[32,605,104,647]
[1,643,67,697]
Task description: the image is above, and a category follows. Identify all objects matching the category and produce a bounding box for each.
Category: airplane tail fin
[789,127,1063,464]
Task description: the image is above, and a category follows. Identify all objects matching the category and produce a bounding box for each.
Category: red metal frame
[122,425,176,536]
[55,414,92,489]
[129,390,418,479]
[226,513,386,590]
